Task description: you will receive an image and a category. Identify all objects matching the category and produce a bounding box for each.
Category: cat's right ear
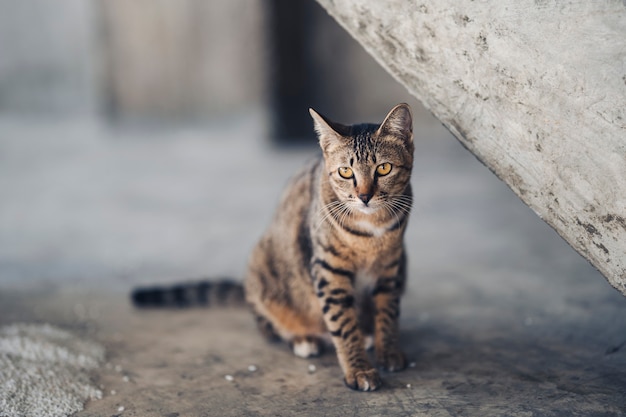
[309,108,350,153]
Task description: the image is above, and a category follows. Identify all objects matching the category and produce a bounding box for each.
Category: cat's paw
[290,336,324,358]
[343,368,382,392]
[376,348,407,372]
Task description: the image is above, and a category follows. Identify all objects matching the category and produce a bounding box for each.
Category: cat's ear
[309,108,350,153]
[378,103,413,142]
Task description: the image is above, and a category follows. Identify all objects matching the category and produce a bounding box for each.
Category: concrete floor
[1,112,625,416]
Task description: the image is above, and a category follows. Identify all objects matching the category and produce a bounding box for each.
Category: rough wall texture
[316,0,626,294]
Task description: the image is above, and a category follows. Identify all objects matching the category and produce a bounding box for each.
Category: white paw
[293,339,321,358]
[363,334,374,351]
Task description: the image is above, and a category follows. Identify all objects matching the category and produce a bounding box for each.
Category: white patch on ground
[0,323,104,417]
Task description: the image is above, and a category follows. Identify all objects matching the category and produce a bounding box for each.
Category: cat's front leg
[312,260,381,391]
[372,264,407,372]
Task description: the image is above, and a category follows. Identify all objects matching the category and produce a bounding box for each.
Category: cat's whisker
[390,200,412,213]
[315,211,334,230]
[384,195,411,201]
[392,201,413,209]
[386,193,413,201]
[315,200,351,232]
[324,206,347,230]
[388,202,412,217]
[381,201,398,226]
[338,204,353,230]
[318,199,344,214]
[316,205,341,226]
[381,200,401,228]
[389,196,413,209]
[380,194,412,212]
[377,198,412,225]
[343,202,357,229]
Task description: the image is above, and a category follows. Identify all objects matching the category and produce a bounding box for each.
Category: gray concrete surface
[1,113,625,416]
[317,0,626,295]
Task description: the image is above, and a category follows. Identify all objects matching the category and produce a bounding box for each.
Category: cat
[246,102,414,391]
[132,103,414,391]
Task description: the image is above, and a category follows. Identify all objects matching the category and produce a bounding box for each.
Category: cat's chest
[353,219,390,238]
[354,270,376,296]
[339,217,401,259]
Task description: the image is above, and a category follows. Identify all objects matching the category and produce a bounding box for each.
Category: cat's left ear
[378,103,413,143]
[309,108,351,153]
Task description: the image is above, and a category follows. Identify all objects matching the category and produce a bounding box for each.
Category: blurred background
[2,3,625,413]
[0,0,444,291]
[0,0,431,131]
[0,0,608,302]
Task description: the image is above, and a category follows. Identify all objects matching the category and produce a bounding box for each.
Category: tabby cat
[245,103,414,391]
[132,103,414,391]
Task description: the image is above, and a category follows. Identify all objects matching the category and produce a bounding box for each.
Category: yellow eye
[376,163,392,176]
[338,167,354,179]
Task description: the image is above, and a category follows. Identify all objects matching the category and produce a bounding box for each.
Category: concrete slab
[1,113,625,416]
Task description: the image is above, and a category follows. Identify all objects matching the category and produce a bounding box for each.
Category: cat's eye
[338,167,354,179]
[376,163,392,176]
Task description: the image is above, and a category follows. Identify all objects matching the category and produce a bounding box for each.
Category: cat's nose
[358,193,372,205]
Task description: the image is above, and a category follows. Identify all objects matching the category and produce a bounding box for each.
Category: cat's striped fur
[131,279,244,308]
[246,103,414,391]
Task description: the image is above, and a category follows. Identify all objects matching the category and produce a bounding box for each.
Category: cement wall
[315,0,626,295]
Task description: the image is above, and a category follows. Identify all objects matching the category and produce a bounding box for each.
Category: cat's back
[269,156,322,232]
[245,156,322,312]
[247,155,322,267]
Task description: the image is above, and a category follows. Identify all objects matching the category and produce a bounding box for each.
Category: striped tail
[131,279,245,308]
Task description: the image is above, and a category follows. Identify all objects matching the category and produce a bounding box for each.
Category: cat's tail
[131,279,245,309]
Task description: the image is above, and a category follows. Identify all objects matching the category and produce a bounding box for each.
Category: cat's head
[310,103,414,215]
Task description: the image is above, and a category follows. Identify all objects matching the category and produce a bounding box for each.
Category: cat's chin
[356,206,378,215]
